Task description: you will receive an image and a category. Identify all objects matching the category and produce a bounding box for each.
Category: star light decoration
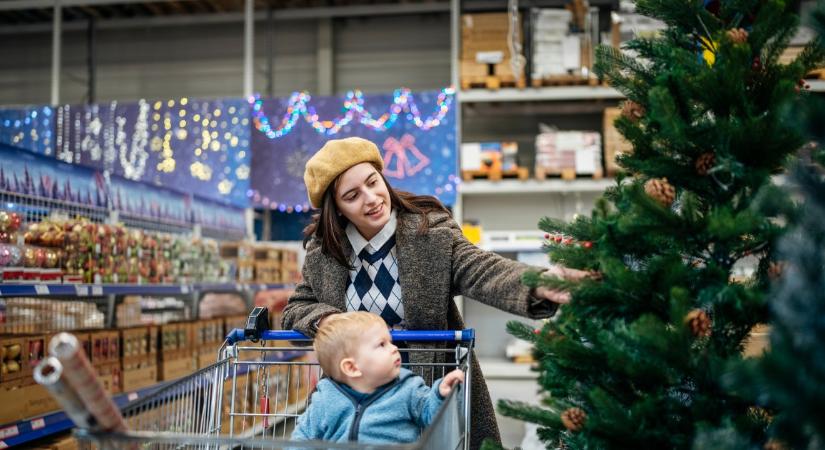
[249,87,455,138]
[0,106,54,156]
[54,97,250,205]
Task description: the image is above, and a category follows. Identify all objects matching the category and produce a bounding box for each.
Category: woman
[282,137,589,449]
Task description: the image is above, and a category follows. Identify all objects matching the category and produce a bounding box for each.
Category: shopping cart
[73,316,474,450]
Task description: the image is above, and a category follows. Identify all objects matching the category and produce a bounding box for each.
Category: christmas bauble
[0,245,11,266]
[0,211,9,231]
[8,246,21,266]
[8,212,21,231]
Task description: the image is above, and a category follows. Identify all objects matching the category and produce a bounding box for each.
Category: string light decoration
[249,87,455,138]
[0,106,54,156]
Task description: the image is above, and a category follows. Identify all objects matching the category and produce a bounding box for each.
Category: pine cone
[644,178,676,208]
[767,261,785,280]
[621,100,645,122]
[695,152,716,176]
[561,407,587,432]
[727,28,748,44]
[685,309,712,337]
[764,440,788,450]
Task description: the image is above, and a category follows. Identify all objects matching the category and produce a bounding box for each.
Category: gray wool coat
[281,210,558,450]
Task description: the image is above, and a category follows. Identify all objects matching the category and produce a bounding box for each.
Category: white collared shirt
[344,209,405,328]
[345,209,398,257]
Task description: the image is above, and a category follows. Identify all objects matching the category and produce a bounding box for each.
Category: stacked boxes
[254,245,281,284]
[531,9,579,80]
[89,329,121,394]
[1,336,28,384]
[461,13,524,88]
[158,322,195,381]
[535,130,603,179]
[195,318,224,369]
[220,241,254,283]
[280,249,299,285]
[120,326,158,391]
[603,107,634,176]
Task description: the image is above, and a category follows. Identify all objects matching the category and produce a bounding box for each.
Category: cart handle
[225,329,475,345]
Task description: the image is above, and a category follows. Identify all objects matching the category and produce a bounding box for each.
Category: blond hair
[314,312,386,380]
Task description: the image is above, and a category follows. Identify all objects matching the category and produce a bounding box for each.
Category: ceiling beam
[0,1,450,34]
[0,0,201,11]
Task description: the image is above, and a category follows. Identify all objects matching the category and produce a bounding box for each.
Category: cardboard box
[0,336,28,383]
[603,107,633,176]
[94,361,121,394]
[24,382,61,418]
[0,380,27,424]
[158,351,195,381]
[121,365,158,392]
[535,130,603,178]
[198,347,219,370]
[89,330,120,365]
[30,434,80,450]
[120,326,151,358]
[255,261,281,283]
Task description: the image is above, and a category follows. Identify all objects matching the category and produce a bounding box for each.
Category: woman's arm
[281,260,342,336]
[440,215,561,319]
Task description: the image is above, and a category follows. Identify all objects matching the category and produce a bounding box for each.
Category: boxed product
[461,142,519,173]
[535,128,603,178]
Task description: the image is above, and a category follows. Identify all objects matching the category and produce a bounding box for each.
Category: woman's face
[334,162,391,240]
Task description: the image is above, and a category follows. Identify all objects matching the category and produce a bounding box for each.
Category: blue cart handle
[225,328,474,345]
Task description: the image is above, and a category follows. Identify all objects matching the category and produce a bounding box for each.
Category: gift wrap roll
[48,332,127,432]
[33,357,96,429]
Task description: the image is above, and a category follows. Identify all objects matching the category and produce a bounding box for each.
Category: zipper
[348,404,363,441]
[335,375,412,442]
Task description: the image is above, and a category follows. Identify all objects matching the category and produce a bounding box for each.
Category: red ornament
[752,56,762,71]
[554,235,563,243]
[544,233,550,239]
[583,241,593,249]
[563,238,573,245]
[533,328,541,335]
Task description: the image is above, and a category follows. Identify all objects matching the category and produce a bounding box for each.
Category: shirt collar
[346,209,397,256]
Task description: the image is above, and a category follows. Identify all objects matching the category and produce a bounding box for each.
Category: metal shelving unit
[459,178,615,195]
[459,86,623,103]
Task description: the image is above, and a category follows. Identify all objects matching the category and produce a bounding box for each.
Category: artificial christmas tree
[700,5,825,449]
[490,0,825,448]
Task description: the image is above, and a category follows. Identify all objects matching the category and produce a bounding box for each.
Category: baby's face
[353,323,401,389]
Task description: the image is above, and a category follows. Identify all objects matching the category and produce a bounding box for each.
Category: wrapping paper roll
[48,332,127,432]
[33,357,97,429]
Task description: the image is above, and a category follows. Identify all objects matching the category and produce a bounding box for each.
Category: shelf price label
[30,418,45,430]
[92,286,103,296]
[181,285,190,294]
[0,425,18,439]
[34,285,49,295]
[74,285,89,297]
[128,392,139,401]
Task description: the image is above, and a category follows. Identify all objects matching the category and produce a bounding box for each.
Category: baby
[291,311,464,444]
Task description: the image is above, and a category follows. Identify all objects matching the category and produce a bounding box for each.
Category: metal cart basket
[75,328,475,450]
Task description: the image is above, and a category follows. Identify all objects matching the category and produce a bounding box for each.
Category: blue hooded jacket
[291,368,446,444]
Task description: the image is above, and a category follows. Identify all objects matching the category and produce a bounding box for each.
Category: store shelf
[459,86,623,103]
[0,283,295,298]
[478,230,546,253]
[0,351,306,447]
[459,178,614,195]
[478,358,538,380]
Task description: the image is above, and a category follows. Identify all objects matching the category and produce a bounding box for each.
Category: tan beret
[304,137,384,208]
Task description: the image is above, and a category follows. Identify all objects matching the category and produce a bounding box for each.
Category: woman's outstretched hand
[534,265,600,305]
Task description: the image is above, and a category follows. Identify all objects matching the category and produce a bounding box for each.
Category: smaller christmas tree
[696,5,825,449]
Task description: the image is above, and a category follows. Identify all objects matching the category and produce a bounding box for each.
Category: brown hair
[302,171,451,268]
[314,311,387,380]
